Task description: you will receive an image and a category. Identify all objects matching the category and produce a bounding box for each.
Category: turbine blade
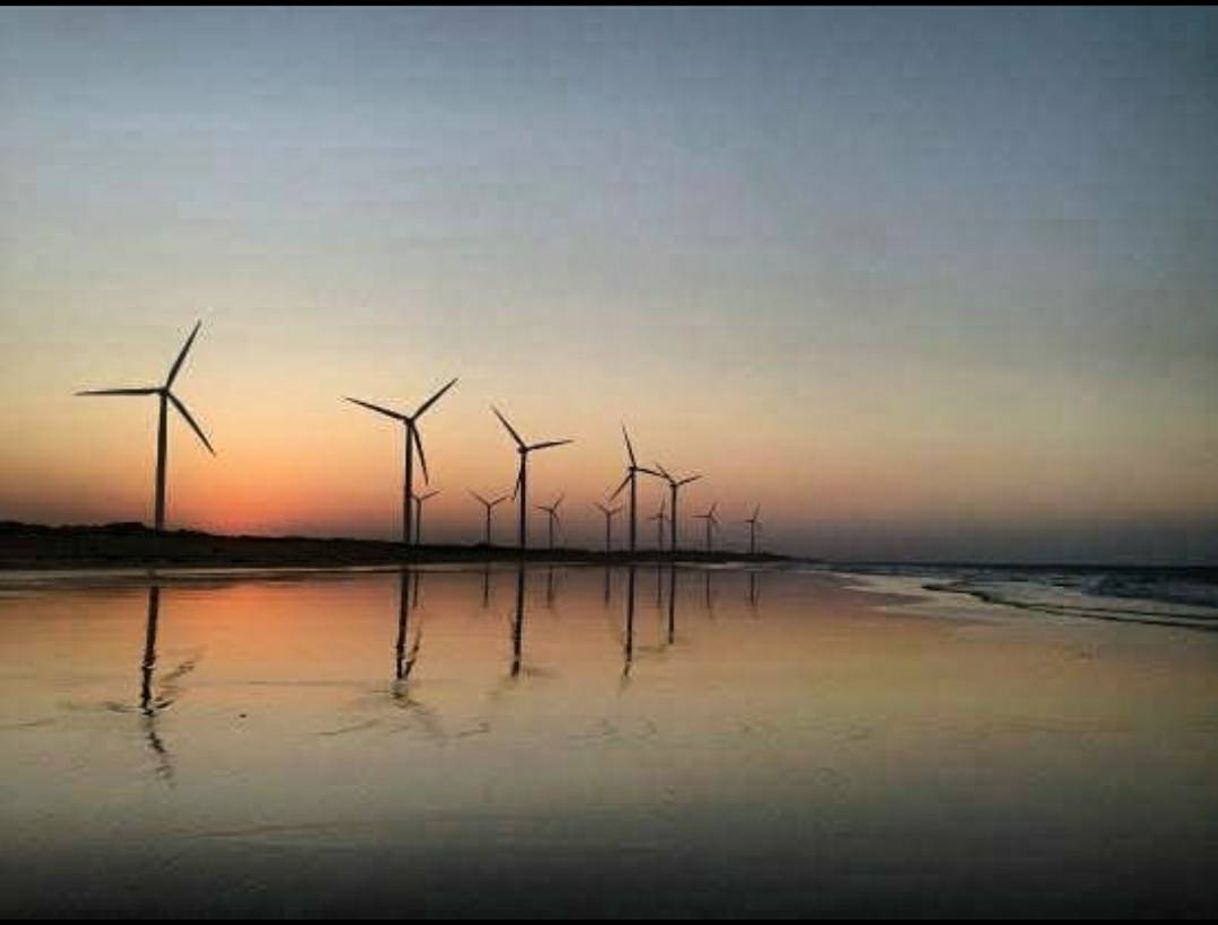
[636,466,662,478]
[414,376,458,418]
[621,424,636,467]
[470,490,489,506]
[529,439,572,451]
[512,464,523,500]
[165,321,201,387]
[491,495,508,507]
[555,493,564,510]
[595,502,608,514]
[420,489,439,502]
[609,472,631,500]
[411,424,430,484]
[653,462,673,482]
[678,474,702,487]
[345,396,405,421]
[167,392,215,455]
[76,387,160,396]
[491,406,526,448]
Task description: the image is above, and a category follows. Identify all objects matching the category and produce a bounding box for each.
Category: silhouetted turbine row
[76,321,764,551]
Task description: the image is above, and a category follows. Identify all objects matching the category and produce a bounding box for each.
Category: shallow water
[1,564,1216,917]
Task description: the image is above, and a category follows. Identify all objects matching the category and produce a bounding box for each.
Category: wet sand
[1,565,1215,917]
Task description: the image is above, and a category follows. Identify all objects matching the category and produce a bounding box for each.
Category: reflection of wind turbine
[536,494,565,551]
[647,498,669,551]
[693,502,720,552]
[345,377,458,545]
[742,504,762,555]
[593,501,622,553]
[654,464,701,552]
[77,320,215,532]
[139,584,173,782]
[469,490,508,545]
[412,489,440,545]
[609,426,662,554]
[493,406,572,549]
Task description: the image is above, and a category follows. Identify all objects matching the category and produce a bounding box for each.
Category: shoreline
[0,521,794,571]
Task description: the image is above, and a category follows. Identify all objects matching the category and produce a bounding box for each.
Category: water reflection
[510,564,526,679]
[138,584,173,783]
[393,567,421,684]
[748,571,762,610]
[667,565,678,645]
[622,565,637,680]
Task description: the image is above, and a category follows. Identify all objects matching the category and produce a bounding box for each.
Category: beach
[1,564,1215,917]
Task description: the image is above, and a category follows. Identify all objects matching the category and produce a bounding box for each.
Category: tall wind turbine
[344,377,457,546]
[609,426,662,555]
[492,406,572,549]
[594,501,623,553]
[536,494,565,551]
[693,502,720,553]
[469,490,508,545]
[412,489,440,545]
[654,464,701,553]
[77,320,215,532]
[647,498,669,551]
[742,504,762,555]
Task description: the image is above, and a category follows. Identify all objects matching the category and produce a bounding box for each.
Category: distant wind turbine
[654,463,702,553]
[492,406,573,549]
[594,501,623,553]
[609,426,662,554]
[536,494,565,551]
[647,498,669,551]
[412,489,440,545]
[469,490,508,545]
[693,502,720,553]
[344,377,458,545]
[742,504,762,555]
[76,320,215,532]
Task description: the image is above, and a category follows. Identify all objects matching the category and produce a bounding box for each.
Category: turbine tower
[536,494,565,551]
[469,490,508,545]
[609,425,662,554]
[344,377,457,546]
[654,463,701,553]
[693,502,720,553]
[594,501,623,553]
[647,498,669,551]
[412,489,440,545]
[492,406,572,549]
[76,320,215,532]
[742,504,762,555]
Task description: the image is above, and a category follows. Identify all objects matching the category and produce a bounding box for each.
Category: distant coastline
[0,521,793,570]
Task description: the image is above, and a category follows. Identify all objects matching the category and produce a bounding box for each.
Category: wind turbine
[742,504,762,555]
[412,489,440,545]
[469,490,508,545]
[654,463,701,553]
[77,320,215,532]
[536,493,565,551]
[491,406,572,549]
[609,426,662,554]
[693,502,720,553]
[593,501,623,553]
[647,498,669,551]
[344,377,458,545]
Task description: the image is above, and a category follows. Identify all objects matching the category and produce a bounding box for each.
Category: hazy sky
[2,7,1216,562]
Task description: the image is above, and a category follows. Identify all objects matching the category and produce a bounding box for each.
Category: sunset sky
[2,7,1215,562]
